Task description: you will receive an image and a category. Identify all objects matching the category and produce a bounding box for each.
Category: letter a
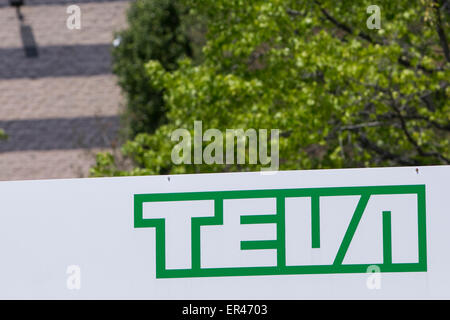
[366,5,381,30]
[66,5,81,30]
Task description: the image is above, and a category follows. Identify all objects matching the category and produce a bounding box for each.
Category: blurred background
[0,0,128,180]
[0,0,448,181]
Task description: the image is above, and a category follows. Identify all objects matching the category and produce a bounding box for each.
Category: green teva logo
[134,185,426,278]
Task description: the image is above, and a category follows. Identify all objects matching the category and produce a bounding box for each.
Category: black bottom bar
[0,300,448,318]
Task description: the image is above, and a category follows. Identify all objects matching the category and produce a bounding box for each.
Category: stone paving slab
[0,115,120,152]
[0,148,109,181]
[0,44,113,79]
[0,75,122,120]
[0,1,128,48]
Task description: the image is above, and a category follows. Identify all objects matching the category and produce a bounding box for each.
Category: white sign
[0,166,448,299]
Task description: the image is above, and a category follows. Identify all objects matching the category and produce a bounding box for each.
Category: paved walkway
[0,0,130,180]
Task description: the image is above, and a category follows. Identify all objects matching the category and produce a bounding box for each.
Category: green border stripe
[241,215,277,224]
[241,240,278,250]
[382,211,392,265]
[333,194,370,265]
[311,195,320,249]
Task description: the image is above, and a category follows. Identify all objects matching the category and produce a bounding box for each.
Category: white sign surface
[0,166,449,299]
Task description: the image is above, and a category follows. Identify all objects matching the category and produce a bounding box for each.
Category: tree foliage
[112,0,200,137]
[91,0,449,177]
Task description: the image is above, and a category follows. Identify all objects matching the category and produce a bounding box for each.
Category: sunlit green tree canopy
[91,0,449,177]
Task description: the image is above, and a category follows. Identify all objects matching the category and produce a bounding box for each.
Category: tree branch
[433,0,450,62]
[286,8,303,17]
[387,91,450,164]
[313,0,375,43]
[340,121,384,131]
[357,134,420,165]
[312,0,434,73]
